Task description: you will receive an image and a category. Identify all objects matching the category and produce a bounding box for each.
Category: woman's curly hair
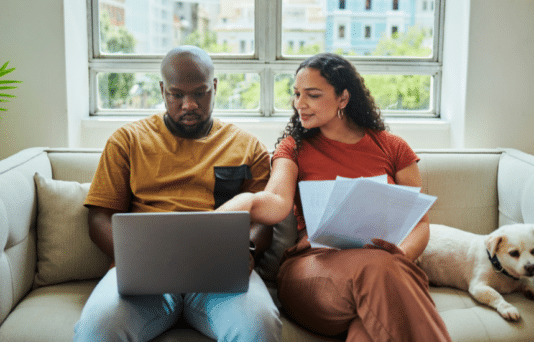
[276,53,387,151]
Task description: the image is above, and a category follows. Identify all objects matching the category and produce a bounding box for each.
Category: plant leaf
[0,80,22,84]
[0,61,9,71]
[0,69,16,78]
[0,93,16,98]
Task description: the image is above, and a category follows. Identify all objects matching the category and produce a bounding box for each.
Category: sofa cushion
[0,281,96,342]
[418,151,501,234]
[33,172,111,287]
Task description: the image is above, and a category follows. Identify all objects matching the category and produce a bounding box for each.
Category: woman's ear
[341,89,350,107]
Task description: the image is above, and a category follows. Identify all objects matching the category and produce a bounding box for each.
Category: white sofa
[1,147,534,342]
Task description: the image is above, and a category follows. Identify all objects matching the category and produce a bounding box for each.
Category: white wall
[1,0,70,158]
[1,0,533,160]
[462,0,534,151]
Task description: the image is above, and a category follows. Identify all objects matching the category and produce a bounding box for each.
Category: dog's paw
[497,304,521,321]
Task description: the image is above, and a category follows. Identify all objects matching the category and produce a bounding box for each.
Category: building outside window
[89,0,444,118]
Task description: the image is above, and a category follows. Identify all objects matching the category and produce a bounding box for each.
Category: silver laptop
[111,211,250,295]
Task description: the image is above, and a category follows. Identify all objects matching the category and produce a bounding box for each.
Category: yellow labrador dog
[416,223,534,321]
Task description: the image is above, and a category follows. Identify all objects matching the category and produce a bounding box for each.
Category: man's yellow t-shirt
[84,113,270,212]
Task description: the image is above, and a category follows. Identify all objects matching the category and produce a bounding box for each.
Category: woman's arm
[217,158,299,225]
[394,162,430,261]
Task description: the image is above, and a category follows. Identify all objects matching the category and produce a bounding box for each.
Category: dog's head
[485,224,534,279]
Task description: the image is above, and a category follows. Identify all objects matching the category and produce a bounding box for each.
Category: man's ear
[213,78,218,94]
[486,234,504,257]
[160,81,164,97]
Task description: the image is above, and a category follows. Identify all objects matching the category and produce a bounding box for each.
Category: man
[74,46,282,342]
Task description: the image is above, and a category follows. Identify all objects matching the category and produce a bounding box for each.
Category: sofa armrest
[498,148,534,226]
[0,148,52,324]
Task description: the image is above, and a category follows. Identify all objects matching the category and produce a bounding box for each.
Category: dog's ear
[486,234,505,257]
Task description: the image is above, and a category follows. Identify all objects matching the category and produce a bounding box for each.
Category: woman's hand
[215,192,255,212]
[364,238,406,256]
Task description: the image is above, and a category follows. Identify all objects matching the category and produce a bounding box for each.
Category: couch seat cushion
[0,281,96,342]
[430,287,534,342]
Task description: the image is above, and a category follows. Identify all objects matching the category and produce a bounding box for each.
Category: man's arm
[87,205,125,260]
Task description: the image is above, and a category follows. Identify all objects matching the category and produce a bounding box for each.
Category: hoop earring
[337,108,344,120]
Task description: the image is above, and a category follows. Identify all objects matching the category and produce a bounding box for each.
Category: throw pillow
[33,172,111,287]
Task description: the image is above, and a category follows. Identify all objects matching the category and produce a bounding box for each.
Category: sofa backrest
[417,150,502,235]
[47,149,102,183]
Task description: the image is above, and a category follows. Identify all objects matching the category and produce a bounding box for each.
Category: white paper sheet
[298,175,437,249]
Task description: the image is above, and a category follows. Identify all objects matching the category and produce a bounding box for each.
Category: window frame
[88,0,445,119]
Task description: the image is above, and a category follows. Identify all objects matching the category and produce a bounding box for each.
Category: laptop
[111,211,250,295]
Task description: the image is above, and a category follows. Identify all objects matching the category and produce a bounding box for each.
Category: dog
[416,223,534,321]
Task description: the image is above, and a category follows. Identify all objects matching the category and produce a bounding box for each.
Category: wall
[1,0,533,160]
[0,0,70,158]
[463,0,534,151]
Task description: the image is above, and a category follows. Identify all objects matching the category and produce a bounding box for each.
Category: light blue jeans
[73,268,282,342]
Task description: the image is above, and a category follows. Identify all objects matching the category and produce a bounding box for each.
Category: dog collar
[486,250,520,281]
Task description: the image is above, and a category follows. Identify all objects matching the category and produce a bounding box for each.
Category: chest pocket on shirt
[213,165,252,209]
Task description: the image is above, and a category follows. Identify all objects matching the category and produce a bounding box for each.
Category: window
[393,0,398,10]
[89,0,444,118]
[338,25,346,39]
[339,0,346,10]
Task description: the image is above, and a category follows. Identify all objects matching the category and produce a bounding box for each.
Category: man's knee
[223,300,282,342]
[74,312,130,342]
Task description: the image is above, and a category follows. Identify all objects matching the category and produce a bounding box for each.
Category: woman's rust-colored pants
[277,235,452,342]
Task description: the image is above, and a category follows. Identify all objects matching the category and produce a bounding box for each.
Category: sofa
[1,147,534,342]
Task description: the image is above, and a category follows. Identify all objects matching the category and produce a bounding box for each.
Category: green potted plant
[0,61,22,111]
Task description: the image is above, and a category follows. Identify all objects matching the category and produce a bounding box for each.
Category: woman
[218,53,451,341]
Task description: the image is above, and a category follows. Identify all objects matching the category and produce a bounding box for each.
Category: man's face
[160,64,217,138]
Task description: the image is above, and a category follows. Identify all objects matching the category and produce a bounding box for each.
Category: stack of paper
[298,175,437,249]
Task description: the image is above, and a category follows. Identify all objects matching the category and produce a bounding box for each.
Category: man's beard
[164,113,211,139]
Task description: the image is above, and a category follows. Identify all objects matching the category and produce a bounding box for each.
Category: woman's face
[293,67,347,130]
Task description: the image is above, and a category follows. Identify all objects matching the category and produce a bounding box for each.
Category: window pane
[214,73,260,110]
[98,0,254,55]
[96,72,260,111]
[97,72,163,110]
[282,0,435,58]
[273,73,432,112]
[363,74,432,111]
[274,74,295,111]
